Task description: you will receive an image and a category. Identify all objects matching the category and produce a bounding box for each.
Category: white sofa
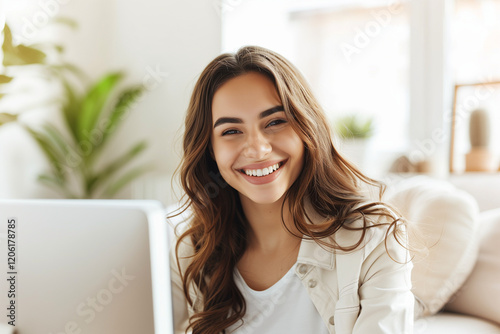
[385,174,500,333]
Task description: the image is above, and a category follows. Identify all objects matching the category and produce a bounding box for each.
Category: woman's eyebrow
[213,105,284,128]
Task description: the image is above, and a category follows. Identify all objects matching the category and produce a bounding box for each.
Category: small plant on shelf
[334,114,374,140]
[333,114,375,170]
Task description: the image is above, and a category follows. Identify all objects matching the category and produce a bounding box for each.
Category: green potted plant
[27,71,148,198]
[1,22,149,198]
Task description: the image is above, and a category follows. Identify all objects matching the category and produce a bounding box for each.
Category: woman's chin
[240,191,285,206]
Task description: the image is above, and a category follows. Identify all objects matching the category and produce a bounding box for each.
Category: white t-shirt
[227,263,329,334]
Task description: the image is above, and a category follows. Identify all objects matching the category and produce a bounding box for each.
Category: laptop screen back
[0,200,173,334]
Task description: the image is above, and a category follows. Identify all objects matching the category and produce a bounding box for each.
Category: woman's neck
[240,194,301,253]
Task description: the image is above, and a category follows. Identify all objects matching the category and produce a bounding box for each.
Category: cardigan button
[307,279,317,288]
[297,264,308,275]
[329,316,335,325]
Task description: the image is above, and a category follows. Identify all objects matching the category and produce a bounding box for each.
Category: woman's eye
[222,129,240,136]
[266,119,287,127]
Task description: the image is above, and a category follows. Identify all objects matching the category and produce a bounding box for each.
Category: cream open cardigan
[170,210,414,334]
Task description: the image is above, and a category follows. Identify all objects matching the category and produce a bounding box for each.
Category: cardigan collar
[296,199,336,270]
[296,199,370,271]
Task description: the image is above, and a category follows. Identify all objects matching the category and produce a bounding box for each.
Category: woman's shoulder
[170,223,196,260]
[332,209,408,258]
[167,209,196,274]
[167,206,195,252]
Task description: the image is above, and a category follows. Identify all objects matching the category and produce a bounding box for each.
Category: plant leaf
[24,126,66,182]
[101,165,151,198]
[0,113,17,125]
[51,17,79,30]
[42,124,72,156]
[60,79,81,141]
[38,174,78,199]
[77,72,123,143]
[2,24,47,66]
[14,44,47,65]
[86,141,147,194]
[30,42,64,54]
[98,85,144,148]
[2,24,14,52]
[0,74,13,84]
[38,173,64,186]
[50,62,90,84]
[335,115,374,139]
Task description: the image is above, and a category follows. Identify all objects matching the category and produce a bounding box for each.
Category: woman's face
[211,72,304,205]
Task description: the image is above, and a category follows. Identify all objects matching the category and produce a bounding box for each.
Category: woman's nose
[243,131,272,160]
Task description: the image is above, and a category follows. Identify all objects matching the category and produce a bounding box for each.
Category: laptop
[0,199,174,334]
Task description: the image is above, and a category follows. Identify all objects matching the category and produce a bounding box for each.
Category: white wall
[0,0,5,28]
[1,0,221,203]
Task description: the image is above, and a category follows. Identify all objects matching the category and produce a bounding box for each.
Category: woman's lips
[238,160,286,185]
[238,159,285,171]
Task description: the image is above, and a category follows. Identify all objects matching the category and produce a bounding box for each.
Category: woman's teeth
[244,163,281,177]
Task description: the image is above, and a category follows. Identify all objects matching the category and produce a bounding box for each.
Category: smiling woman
[170,46,414,334]
[211,72,304,204]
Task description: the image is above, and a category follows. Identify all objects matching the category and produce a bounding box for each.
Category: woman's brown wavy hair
[174,45,406,334]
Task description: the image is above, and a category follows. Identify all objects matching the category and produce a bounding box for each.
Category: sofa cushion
[444,208,500,325]
[414,312,500,334]
[384,176,480,317]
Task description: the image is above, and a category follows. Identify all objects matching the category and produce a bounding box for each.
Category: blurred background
[1,0,500,206]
